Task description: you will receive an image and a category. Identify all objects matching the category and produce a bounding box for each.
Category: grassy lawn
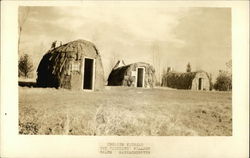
[19,86,232,136]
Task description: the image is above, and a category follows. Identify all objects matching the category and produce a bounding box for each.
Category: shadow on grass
[18,81,59,89]
[18,81,37,88]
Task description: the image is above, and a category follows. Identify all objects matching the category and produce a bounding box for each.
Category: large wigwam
[161,71,211,91]
[108,61,156,88]
[37,39,105,90]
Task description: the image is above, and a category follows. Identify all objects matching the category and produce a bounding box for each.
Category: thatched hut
[108,61,156,88]
[37,39,105,90]
[161,71,210,90]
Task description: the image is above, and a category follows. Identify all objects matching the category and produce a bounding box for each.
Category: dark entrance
[198,78,202,90]
[83,58,94,90]
[137,68,144,87]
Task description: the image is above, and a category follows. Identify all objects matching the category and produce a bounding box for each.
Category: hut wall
[191,72,210,90]
[68,56,104,91]
[120,67,133,87]
[70,72,82,90]
[145,65,156,88]
[94,56,105,90]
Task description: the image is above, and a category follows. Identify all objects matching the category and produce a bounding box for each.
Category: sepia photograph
[1,1,249,158]
[18,6,232,136]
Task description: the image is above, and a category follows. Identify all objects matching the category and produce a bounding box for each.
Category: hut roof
[110,62,151,75]
[37,39,100,73]
[50,39,99,57]
[166,70,209,79]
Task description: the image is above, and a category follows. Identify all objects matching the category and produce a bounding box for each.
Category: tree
[151,42,161,85]
[214,70,232,91]
[186,62,191,72]
[214,60,232,91]
[18,7,30,54]
[18,54,34,78]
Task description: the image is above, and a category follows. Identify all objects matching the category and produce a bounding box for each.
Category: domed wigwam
[36,39,105,90]
[108,60,156,88]
[161,71,211,91]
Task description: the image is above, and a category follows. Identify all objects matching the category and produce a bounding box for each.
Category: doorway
[198,78,202,90]
[83,58,94,90]
[137,67,144,87]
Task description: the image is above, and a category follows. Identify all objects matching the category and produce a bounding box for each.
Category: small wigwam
[108,60,156,88]
[37,39,105,91]
[161,70,211,91]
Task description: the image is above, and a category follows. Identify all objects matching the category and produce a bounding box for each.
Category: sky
[19,5,231,81]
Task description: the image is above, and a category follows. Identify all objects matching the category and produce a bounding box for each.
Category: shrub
[214,70,232,91]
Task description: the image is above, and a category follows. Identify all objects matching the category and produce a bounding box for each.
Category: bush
[214,71,232,91]
[18,54,34,78]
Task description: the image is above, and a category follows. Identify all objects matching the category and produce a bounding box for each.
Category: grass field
[19,86,232,136]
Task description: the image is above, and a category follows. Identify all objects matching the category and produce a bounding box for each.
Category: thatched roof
[165,71,209,78]
[38,39,100,75]
[49,39,99,58]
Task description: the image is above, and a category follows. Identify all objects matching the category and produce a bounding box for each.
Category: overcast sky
[19,5,231,80]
